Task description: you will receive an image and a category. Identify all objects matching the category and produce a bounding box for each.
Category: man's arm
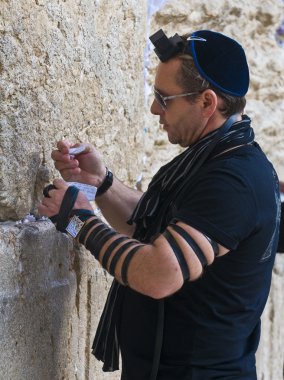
[76,217,228,299]
[112,222,228,298]
[39,179,229,298]
[38,180,229,299]
[95,176,143,236]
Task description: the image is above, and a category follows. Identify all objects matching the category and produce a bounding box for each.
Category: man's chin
[167,134,179,145]
[168,135,189,147]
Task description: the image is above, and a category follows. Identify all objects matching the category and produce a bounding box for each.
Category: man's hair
[175,35,246,117]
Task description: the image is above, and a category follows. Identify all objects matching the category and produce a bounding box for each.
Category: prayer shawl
[92,115,255,372]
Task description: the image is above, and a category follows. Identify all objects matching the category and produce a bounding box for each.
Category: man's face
[150,58,207,147]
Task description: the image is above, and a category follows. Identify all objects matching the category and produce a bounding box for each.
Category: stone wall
[256,254,284,380]
[0,0,283,379]
[0,0,146,378]
[0,221,119,379]
[0,0,146,221]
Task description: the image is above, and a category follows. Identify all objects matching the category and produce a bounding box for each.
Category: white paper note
[69,146,86,155]
[68,182,97,201]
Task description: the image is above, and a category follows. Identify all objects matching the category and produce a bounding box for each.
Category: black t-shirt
[119,144,280,380]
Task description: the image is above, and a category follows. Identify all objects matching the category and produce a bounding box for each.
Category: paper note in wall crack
[68,182,97,201]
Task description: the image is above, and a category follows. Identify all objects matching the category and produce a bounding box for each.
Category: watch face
[66,215,85,238]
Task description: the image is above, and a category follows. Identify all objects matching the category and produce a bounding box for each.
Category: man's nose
[150,99,164,115]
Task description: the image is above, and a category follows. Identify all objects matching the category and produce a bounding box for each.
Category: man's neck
[203,113,242,138]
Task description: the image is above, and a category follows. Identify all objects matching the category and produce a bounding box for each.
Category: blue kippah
[187,30,249,97]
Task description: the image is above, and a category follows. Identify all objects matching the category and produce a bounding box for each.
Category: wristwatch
[96,167,113,196]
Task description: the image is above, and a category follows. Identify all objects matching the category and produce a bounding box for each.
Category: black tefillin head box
[149,29,184,62]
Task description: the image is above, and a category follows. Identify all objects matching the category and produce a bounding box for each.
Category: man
[39,29,280,380]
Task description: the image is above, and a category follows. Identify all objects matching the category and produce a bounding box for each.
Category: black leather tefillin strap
[43,184,56,198]
[48,186,94,232]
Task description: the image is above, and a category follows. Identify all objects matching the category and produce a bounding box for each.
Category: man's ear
[200,89,218,118]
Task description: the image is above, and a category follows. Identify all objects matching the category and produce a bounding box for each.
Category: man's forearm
[95,176,143,236]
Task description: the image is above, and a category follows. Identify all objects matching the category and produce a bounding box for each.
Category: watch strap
[96,167,113,196]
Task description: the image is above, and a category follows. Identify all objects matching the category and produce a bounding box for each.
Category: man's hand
[51,140,106,186]
[38,178,93,218]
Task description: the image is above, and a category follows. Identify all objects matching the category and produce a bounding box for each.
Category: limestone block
[0,220,75,379]
[71,243,121,380]
[0,220,120,380]
[0,0,147,220]
[141,0,284,188]
[256,254,284,380]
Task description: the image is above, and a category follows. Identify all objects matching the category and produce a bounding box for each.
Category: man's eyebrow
[154,86,171,96]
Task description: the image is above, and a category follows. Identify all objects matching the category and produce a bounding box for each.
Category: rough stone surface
[0,220,120,379]
[0,0,147,220]
[256,254,284,380]
[0,221,74,379]
[0,0,284,379]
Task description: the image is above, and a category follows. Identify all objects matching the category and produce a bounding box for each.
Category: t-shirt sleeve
[173,164,258,250]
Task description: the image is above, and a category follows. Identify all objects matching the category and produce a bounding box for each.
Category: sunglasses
[154,88,198,110]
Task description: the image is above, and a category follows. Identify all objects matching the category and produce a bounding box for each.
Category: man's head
[149,29,249,146]
[150,29,249,96]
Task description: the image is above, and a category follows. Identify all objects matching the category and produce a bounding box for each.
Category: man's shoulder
[203,143,274,179]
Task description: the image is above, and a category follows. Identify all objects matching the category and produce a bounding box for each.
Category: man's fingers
[38,202,57,218]
[43,184,56,198]
[57,140,71,153]
[38,203,48,216]
[51,149,72,162]
[52,140,75,161]
[53,166,81,182]
[53,178,68,189]
[42,179,68,199]
[54,159,79,172]
[40,181,68,216]
[54,141,92,158]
